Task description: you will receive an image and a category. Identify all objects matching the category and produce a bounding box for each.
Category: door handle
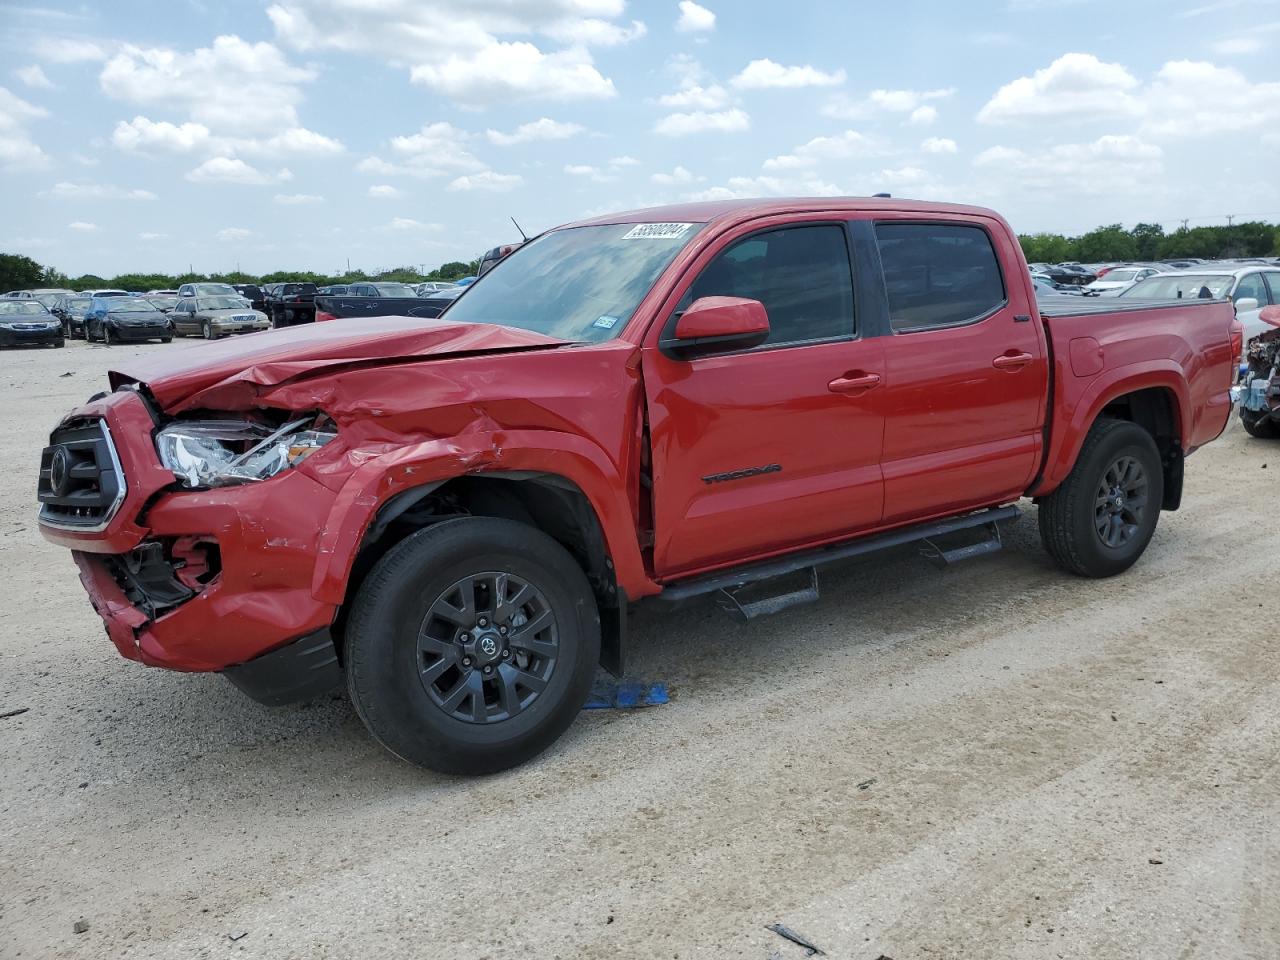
[992,352,1034,370]
[828,372,882,394]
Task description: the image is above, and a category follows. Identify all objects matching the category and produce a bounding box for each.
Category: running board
[660,506,1020,621]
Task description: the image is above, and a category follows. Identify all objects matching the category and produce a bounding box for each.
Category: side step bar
[658,506,1020,620]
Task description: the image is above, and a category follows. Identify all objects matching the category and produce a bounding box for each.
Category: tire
[1240,408,1280,439]
[54,339,65,348]
[160,336,172,344]
[346,517,601,775]
[202,319,214,340]
[1038,418,1164,578]
[103,326,114,346]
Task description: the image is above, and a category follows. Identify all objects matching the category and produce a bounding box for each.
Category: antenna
[511,217,530,242]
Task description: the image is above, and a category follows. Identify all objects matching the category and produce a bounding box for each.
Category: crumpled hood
[108,314,568,410]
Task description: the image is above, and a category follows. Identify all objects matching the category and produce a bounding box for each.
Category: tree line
[0,254,482,294]
[1018,221,1280,264]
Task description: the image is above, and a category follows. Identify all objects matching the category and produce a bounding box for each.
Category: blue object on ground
[583,680,669,710]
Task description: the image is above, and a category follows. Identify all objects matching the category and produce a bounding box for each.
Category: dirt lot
[1,336,1277,959]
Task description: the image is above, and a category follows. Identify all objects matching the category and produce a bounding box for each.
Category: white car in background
[1083,264,1168,296]
[1119,266,1280,348]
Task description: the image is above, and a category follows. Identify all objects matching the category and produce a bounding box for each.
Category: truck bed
[1038,296,1230,318]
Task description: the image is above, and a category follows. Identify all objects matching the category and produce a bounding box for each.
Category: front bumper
[41,391,340,672]
[211,317,269,334]
[0,324,63,346]
[108,323,169,341]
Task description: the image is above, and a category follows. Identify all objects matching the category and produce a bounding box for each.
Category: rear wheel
[1240,407,1280,439]
[346,517,600,775]
[1039,418,1163,578]
[202,319,215,340]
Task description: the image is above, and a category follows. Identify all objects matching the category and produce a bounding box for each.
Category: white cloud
[274,192,323,204]
[564,163,616,182]
[609,155,640,167]
[448,171,523,192]
[651,165,697,185]
[654,107,749,136]
[823,87,954,120]
[367,184,403,198]
[390,122,483,173]
[185,157,293,185]
[763,129,884,170]
[68,221,99,232]
[545,18,647,46]
[973,135,1163,193]
[42,181,156,200]
[977,52,1141,123]
[216,227,252,241]
[1142,60,1280,136]
[657,83,730,109]
[33,37,107,63]
[100,35,316,134]
[908,105,938,125]
[0,86,49,169]
[112,116,210,153]
[139,232,167,240]
[385,217,442,231]
[730,59,845,89]
[921,136,958,154]
[685,174,844,201]
[15,65,54,89]
[111,115,342,156]
[486,117,584,146]
[675,1,716,32]
[410,42,615,105]
[875,166,932,188]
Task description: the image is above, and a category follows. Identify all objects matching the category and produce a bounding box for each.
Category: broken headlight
[156,416,336,488]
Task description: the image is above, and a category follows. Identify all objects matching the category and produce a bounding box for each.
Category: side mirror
[1235,297,1259,313]
[664,296,770,357]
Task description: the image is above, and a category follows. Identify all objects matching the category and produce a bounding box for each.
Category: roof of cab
[562,196,1003,230]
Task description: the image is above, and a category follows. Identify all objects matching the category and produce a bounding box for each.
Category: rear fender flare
[310,429,657,605]
[1031,362,1189,496]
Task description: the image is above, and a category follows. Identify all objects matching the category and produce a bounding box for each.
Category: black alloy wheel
[1093,456,1148,549]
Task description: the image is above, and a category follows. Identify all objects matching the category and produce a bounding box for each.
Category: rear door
[641,217,886,577]
[872,218,1049,523]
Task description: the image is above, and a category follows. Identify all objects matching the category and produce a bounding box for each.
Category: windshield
[193,283,236,296]
[65,297,91,313]
[442,222,703,341]
[147,296,179,308]
[1120,274,1234,299]
[197,296,249,310]
[373,283,418,297]
[0,301,50,316]
[106,299,159,313]
[1103,269,1140,282]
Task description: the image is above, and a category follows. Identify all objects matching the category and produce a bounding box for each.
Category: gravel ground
[1,337,1277,959]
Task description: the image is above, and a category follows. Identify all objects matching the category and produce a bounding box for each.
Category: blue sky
[2,0,1279,277]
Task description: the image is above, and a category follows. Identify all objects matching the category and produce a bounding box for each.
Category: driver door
[641,219,886,578]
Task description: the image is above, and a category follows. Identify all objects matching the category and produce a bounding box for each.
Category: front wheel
[102,326,115,346]
[1240,407,1280,439]
[346,517,601,775]
[202,320,214,340]
[1039,418,1163,578]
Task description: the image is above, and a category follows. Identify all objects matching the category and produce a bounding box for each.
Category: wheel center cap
[467,629,504,665]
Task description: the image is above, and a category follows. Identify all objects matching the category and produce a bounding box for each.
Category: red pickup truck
[36,198,1240,774]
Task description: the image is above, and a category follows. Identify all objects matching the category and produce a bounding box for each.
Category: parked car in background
[314,283,446,323]
[1120,267,1280,348]
[146,296,180,314]
[0,299,64,348]
[455,276,477,286]
[1083,265,1168,296]
[51,295,94,338]
[177,282,239,299]
[147,289,179,296]
[85,296,172,344]
[477,243,525,277]
[414,281,457,295]
[3,288,73,300]
[265,282,318,327]
[82,288,129,299]
[232,283,267,312]
[171,295,270,339]
[318,284,350,295]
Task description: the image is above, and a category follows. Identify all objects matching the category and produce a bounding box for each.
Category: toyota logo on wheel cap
[479,636,498,656]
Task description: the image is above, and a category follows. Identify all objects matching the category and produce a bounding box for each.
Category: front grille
[37,419,127,529]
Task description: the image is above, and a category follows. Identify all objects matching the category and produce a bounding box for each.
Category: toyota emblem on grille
[49,445,71,495]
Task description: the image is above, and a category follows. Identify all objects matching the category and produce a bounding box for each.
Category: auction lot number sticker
[622,222,695,240]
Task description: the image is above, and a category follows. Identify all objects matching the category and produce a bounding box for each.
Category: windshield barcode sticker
[621,222,694,240]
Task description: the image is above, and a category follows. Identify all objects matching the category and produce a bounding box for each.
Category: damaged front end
[1232,308,1280,433]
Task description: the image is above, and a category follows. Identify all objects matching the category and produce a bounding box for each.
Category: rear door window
[875,223,1007,332]
[1235,272,1268,305]
[1264,272,1280,305]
